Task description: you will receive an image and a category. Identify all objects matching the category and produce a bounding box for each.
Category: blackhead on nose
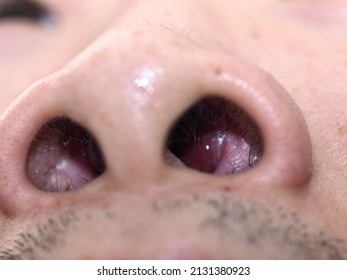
[0,25,312,258]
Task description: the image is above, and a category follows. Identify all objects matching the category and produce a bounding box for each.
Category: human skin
[0,0,346,259]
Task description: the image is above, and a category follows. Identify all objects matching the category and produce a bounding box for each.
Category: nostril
[25,116,106,192]
[166,96,264,175]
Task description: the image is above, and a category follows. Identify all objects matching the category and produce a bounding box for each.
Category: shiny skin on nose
[0,27,312,259]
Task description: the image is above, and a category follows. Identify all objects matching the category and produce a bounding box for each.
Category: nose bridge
[54,27,204,185]
[56,22,312,188]
[0,23,312,209]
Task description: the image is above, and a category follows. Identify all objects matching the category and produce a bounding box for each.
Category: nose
[0,26,312,258]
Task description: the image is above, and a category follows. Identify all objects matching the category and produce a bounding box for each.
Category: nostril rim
[166,96,264,175]
[25,116,106,192]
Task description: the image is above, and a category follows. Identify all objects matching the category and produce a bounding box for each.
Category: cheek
[0,27,100,115]
[0,57,57,114]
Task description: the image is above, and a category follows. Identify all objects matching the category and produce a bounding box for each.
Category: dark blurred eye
[166,96,263,175]
[0,0,56,26]
[26,117,106,192]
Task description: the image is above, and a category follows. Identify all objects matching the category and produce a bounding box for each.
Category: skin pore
[0,0,347,259]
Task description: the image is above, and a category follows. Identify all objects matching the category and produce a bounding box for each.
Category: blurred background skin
[0,0,346,259]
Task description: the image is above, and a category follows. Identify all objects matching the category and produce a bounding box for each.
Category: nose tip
[0,27,312,214]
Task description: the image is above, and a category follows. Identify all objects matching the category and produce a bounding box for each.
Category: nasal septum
[183,127,260,175]
[172,128,251,174]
